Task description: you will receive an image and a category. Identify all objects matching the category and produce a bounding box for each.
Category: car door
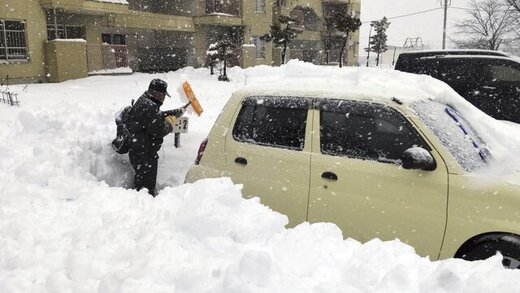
[226,96,313,226]
[307,99,449,258]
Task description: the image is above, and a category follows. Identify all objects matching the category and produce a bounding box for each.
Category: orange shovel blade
[182,81,203,116]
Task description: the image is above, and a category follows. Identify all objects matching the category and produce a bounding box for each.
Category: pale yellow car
[185,84,520,269]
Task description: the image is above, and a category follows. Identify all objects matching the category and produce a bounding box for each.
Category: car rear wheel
[460,238,520,269]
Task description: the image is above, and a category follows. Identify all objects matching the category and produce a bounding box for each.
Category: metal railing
[86,44,129,72]
[205,0,240,15]
[0,20,28,61]
[0,90,20,106]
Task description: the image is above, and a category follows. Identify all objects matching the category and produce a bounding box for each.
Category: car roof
[419,54,518,62]
[237,77,428,108]
[237,86,398,105]
[398,49,510,58]
[234,65,484,121]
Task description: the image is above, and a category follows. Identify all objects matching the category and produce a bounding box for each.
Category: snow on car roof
[240,60,465,107]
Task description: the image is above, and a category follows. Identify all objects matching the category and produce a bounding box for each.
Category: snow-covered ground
[1,61,519,292]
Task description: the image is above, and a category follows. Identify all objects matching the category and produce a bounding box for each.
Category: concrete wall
[242,0,273,67]
[45,40,88,82]
[0,0,48,84]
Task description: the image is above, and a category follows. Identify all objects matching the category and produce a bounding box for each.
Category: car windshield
[411,100,490,172]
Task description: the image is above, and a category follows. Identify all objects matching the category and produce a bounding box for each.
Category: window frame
[252,36,265,59]
[255,0,266,12]
[317,98,431,163]
[64,25,86,39]
[46,24,65,40]
[0,19,29,62]
[232,96,311,151]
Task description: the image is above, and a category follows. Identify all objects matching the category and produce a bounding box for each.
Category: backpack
[111,101,133,154]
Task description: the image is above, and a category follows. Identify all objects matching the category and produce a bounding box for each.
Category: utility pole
[441,0,450,49]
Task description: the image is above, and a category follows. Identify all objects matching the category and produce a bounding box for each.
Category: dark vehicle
[395,50,520,123]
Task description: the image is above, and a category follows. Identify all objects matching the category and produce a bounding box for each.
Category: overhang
[193,15,243,26]
[40,0,129,15]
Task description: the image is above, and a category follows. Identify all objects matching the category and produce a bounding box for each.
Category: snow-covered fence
[0,90,20,106]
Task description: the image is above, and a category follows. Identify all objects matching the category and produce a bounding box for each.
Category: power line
[362,7,443,23]
[361,5,515,24]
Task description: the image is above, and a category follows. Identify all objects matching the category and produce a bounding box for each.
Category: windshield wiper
[445,107,489,163]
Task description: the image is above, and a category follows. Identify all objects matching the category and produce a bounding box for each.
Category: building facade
[0,0,360,84]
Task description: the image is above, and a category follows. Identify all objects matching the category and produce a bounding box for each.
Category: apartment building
[0,0,360,84]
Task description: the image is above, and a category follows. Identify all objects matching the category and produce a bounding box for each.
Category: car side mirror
[401,147,436,171]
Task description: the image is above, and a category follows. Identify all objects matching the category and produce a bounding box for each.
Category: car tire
[460,236,520,269]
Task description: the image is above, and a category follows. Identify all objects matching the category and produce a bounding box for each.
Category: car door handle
[235,157,247,165]
[321,171,337,181]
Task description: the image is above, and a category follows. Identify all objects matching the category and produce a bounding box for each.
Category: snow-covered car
[185,77,520,269]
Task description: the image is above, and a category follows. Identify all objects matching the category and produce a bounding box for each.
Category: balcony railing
[205,0,240,16]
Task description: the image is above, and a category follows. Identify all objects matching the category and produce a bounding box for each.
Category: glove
[165,115,177,128]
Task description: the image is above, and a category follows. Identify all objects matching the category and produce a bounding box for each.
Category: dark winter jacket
[127,91,174,154]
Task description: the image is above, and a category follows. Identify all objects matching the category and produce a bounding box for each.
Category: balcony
[40,0,128,15]
[194,0,242,26]
[205,0,240,16]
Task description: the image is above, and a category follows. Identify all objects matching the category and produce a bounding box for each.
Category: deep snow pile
[1,61,520,292]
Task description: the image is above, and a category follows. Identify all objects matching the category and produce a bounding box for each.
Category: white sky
[359,0,471,53]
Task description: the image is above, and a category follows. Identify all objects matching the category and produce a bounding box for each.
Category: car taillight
[195,138,208,165]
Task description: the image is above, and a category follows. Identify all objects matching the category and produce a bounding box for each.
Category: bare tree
[505,0,520,12]
[504,0,520,38]
[261,15,304,65]
[452,0,517,50]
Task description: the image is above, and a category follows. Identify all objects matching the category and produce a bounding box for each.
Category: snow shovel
[182,81,203,116]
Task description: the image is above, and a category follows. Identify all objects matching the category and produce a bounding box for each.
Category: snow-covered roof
[240,60,463,106]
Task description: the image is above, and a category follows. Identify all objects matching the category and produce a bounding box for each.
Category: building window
[0,20,28,61]
[47,24,85,40]
[102,33,126,45]
[47,24,64,40]
[252,36,264,59]
[256,0,265,12]
[65,25,86,39]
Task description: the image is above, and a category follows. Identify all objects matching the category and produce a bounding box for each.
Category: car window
[481,60,520,82]
[318,99,429,163]
[412,100,488,172]
[419,58,479,83]
[232,96,309,150]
